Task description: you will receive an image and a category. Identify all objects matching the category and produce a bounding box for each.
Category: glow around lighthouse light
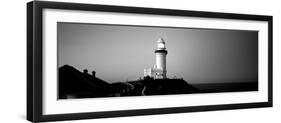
[157,43,165,49]
[157,38,166,49]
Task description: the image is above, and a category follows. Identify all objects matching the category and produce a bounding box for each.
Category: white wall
[0,0,279,123]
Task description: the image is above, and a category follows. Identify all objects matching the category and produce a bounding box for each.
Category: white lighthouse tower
[143,37,168,79]
[154,37,168,79]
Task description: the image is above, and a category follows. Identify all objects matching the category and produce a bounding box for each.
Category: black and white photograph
[26,1,273,122]
[58,22,259,99]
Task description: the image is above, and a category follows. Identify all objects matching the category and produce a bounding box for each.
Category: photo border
[27,1,273,122]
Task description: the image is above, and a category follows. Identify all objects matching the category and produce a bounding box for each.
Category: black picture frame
[27,1,273,122]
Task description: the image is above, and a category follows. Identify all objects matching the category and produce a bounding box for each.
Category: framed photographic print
[27,1,273,122]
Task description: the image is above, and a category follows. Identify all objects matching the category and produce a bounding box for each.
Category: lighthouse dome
[157,37,165,43]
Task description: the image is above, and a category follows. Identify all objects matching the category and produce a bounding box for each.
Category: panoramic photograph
[57,22,258,99]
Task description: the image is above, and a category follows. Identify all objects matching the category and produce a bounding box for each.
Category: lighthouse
[155,38,168,79]
[143,37,168,79]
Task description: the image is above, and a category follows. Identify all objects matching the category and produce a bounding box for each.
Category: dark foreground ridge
[59,65,199,99]
[59,65,258,99]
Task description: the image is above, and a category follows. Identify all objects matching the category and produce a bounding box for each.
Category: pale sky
[58,22,258,84]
